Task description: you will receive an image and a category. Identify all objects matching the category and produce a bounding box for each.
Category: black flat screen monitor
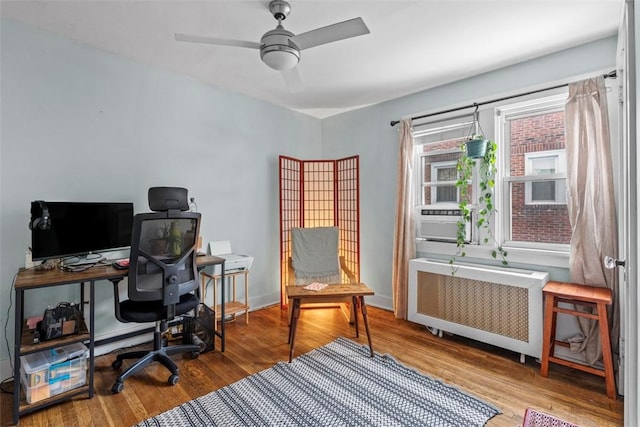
[30,201,134,262]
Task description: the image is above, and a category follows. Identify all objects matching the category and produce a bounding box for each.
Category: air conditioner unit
[415,206,472,243]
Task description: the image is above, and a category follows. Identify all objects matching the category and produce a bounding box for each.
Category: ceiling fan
[174,0,370,73]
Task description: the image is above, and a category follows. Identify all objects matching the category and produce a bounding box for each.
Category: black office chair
[110,187,201,393]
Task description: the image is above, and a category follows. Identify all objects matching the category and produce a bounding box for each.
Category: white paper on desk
[209,240,232,255]
[303,282,328,291]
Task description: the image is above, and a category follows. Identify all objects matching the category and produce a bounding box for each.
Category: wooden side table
[286,283,374,362]
[540,280,616,399]
[200,270,250,330]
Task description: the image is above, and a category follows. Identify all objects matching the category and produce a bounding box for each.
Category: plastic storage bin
[20,343,88,404]
[20,347,68,388]
[57,342,89,360]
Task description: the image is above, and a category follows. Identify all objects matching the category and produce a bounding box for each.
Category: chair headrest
[148,187,189,212]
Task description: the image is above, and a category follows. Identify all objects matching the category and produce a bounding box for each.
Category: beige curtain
[565,76,618,365]
[392,119,416,319]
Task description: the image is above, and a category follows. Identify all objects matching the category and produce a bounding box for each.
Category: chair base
[111,327,200,393]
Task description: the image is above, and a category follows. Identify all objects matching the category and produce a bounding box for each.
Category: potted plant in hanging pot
[464,134,489,159]
[450,135,508,272]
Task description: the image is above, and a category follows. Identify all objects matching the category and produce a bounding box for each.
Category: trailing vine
[450,136,508,269]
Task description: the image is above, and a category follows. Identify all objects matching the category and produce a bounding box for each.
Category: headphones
[29,201,52,230]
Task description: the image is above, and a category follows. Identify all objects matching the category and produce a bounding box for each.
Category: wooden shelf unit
[200,270,250,328]
[17,320,91,417]
[12,270,98,426]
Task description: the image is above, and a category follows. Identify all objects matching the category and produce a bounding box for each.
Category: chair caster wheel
[112,359,122,369]
[191,351,200,359]
[112,381,124,393]
[168,374,179,385]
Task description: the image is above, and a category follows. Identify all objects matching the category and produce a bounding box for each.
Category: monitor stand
[64,253,105,266]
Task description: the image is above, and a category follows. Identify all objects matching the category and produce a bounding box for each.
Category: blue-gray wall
[0,19,321,373]
[0,16,617,378]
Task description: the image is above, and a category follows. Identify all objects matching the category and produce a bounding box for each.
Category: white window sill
[416,239,570,269]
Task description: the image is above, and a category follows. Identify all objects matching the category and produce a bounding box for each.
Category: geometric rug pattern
[138,337,500,426]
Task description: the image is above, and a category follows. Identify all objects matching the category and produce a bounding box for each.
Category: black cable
[2,273,17,393]
[0,376,13,394]
[61,263,98,273]
[3,273,16,373]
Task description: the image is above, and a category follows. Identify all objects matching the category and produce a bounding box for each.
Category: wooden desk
[12,255,223,425]
[286,283,375,362]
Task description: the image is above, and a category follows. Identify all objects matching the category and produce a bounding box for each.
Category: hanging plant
[465,135,489,159]
[450,106,507,271]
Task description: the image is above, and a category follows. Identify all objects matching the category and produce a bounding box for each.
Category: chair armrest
[339,256,357,284]
[109,278,127,323]
[288,256,295,285]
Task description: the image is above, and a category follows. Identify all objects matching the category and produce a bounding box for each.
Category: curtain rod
[389,70,617,127]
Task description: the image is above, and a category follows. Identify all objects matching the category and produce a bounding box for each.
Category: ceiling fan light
[261,46,300,71]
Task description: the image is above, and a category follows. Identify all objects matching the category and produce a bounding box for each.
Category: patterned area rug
[523,408,578,427]
[138,337,500,427]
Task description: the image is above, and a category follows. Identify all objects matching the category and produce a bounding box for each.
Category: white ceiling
[1,0,622,118]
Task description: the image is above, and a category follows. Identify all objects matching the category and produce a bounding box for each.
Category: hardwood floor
[1,304,624,426]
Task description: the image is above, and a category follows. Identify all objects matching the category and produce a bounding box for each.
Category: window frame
[413,116,474,208]
[495,93,571,253]
[524,149,567,205]
[430,160,459,204]
[413,90,578,268]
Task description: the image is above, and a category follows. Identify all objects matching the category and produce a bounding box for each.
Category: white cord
[189,197,198,213]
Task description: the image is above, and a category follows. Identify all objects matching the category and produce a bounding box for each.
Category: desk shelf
[20,319,90,354]
[17,384,90,418]
[17,320,91,415]
[13,281,95,425]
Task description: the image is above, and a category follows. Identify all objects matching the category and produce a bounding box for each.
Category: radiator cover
[408,258,549,359]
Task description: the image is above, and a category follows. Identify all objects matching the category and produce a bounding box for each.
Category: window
[432,161,458,203]
[414,117,473,207]
[497,94,571,247]
[524,150,567,204]
[413,92,578,261]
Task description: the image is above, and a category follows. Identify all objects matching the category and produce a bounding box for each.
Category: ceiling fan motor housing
[269,0,291,21]
[260,25,300,71]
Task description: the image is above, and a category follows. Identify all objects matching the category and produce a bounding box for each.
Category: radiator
[408,258,549,361]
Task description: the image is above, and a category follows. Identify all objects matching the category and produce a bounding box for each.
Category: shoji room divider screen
[279,155,360,307]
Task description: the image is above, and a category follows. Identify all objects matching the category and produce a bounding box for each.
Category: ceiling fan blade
[282,67,303,92]
[175,33,261,49]
[291,17,369,51]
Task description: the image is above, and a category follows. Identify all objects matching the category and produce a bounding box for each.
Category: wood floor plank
[1,305,623,426]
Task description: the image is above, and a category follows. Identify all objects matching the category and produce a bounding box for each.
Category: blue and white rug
[137,337,500,427]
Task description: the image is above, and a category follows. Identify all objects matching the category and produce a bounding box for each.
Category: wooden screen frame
[278,155,360,307]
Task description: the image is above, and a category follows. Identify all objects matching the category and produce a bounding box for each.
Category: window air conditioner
[416,207,472,243]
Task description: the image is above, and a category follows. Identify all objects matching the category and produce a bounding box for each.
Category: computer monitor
[30,201,134,264]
